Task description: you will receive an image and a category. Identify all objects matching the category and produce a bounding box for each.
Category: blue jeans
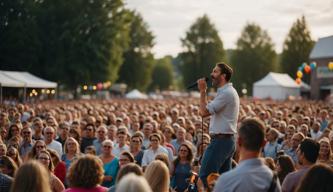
[199,136,235,187]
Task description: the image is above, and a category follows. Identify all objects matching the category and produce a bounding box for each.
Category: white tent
[253,72,301,100]
[125,89,148,99]
[0,71,25,87]
[0,70,57,103]
[1,71,57,88]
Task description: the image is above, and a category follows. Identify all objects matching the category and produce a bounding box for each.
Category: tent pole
[23,86,27,103]
[0,84,2,104]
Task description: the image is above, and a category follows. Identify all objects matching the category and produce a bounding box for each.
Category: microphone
[187,77,209,89]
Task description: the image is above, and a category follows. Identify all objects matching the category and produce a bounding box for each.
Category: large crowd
[0,98,333,192]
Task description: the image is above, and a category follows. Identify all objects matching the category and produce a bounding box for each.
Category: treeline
[0,1,315,93]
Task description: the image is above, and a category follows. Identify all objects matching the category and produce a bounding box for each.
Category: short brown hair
[216,62,233,82]
[238,118,266,151]
[67,155,104,188]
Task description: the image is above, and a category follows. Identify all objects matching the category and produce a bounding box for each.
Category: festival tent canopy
[253,72,301,100]
[0,71,25,87]
[0,70,57,88]
[125,89,148,99]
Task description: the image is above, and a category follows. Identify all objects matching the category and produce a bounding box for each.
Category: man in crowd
[214,118,281,192]
[282,138,320,192]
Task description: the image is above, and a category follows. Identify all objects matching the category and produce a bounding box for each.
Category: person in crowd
[48,149,66,184]
[6,123,22,141]
[263,128,281,159]
[6,146,22,167]
[116,173,152,192]
[80,124,97,152]
[155,153,170,170]
[44,126,63,157]
[310,121,322,141]
[85,145,97,155]
[19,127,34,157]
[276,155,296,184]
[317,137,333,166]
[65,155,108,192]
[282,138,320,192]
[141,133,169,169]
[26,140,47,160]
[107,125,118,142]
[171,143,194,192]
[56,122,70,147]
[0,171,13,192]
[99,139,119,187]
[171,127,187,155]
[37,150,65,192]
[295,163,333,192]
[142,123,153,149]
[62,137,81,170]
[285,132,305,164]
[32,117,44,140]
[264,157,276,171]
[281,125,296,151]
[144,160,170,192]
[109,163,143,192]
[93,125,108,155]
[0,156,17,177]
[113,128,130,157]
[10,160,52,192]
[130,135,144,165]
[213,118,281,192]
[119,151,135,168]
[69,128,81,144]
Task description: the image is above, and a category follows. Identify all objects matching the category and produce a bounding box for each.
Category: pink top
[64,186,108,192]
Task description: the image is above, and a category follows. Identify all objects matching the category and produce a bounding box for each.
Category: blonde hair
[64,137,80,154]
[144,160,170,192]
[116,173,152,192]
[11,160,52,192]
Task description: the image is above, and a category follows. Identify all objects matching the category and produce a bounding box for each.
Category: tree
[179,14,225,87]
[150,56,174,91]
[281,16,315,79]
[0,0,130,91]
[117,11,154,91]
[231,23,277,94]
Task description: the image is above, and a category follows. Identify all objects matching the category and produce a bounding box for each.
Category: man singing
[197,62,240,187]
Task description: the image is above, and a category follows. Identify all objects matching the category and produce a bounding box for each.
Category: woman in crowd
[6,123,22,141]
[119,151,135,168]
[10,160,52,192]
[26,140,47,161]
[6,146,22,167]
[62,137,81,170]
[276,155,296,183]
[171,143,194,192]
[129,135,144,165]
[99,139,119,187]
[37,150,65,192]
[0,155,17,177]
[317,137,333,166]
[48,149,66,184]
[144,160,170,192]
[65,155,108,192]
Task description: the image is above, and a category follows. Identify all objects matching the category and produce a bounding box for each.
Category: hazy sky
[125,0,333,58]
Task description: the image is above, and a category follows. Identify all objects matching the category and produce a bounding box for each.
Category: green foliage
[231,23,277,94]
[179,14,225,87]
[117,11,154,91]
[150,56,174,91]
[0,0,130,89]
[281,16,315,79]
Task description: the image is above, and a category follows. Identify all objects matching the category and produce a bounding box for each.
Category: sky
[125,0,333,58]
